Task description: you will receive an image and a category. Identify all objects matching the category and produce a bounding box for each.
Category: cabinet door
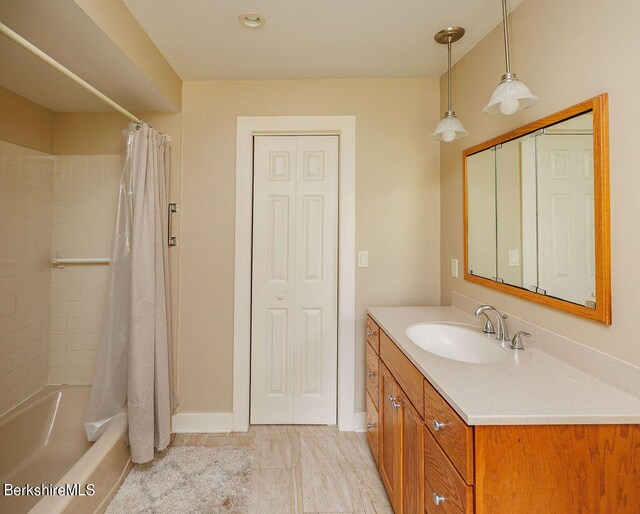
[401,392,424,514]
[379,364,402,512]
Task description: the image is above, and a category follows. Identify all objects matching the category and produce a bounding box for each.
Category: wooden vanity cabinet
[365,315,640,514]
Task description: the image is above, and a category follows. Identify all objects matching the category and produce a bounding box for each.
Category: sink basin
[405,323,508,364]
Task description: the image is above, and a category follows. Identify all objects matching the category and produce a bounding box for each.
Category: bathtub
[0,386,131,514]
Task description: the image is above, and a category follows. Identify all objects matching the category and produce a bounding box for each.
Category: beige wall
[73,0,182,110]
[0,87,55,154]
[179,78,441,414]
[440,0,640,365]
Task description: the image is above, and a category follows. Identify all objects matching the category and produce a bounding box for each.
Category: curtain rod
[0,21,142,124]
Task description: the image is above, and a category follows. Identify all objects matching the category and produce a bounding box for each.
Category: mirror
[464,94,610,324]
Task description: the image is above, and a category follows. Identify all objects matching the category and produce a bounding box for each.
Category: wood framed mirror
[463,94,611,324]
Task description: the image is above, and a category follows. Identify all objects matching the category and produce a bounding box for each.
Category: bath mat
[106,446,254,514]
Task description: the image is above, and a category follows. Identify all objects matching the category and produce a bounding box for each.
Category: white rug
[106,446,254,514]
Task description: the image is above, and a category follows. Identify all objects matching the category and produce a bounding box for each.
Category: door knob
[276,293,284,300]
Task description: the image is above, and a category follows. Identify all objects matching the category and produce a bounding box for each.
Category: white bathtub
[0,386,130,514]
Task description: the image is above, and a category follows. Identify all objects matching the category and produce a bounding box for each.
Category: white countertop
[367,306,640,425]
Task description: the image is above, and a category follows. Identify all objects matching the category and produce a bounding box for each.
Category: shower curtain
[85,122,176,464]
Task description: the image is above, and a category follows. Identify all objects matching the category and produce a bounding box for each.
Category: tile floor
[171,425,394,514]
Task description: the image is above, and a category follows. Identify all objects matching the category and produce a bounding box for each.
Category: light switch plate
[451,258,459,278]
[508,249,519,267]
[358,251,369,268]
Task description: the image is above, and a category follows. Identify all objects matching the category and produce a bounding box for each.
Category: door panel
[402,391,424,514]
[251,136,297,424]
[293,136,338,424]
[251,135,338,425]
[536,134,595,306]
[379,364,402,512]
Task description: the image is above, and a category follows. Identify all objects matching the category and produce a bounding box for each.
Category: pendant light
[484,0,538,115]
[431,27,468,143]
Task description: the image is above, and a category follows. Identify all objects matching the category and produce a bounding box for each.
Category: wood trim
[463,93,611,325]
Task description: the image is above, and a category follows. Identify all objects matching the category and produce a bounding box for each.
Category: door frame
[233,116,357,431]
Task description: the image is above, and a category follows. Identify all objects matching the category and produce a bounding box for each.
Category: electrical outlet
[451,258,459,278]
[358,251,369,268]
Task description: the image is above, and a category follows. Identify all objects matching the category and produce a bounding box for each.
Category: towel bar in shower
[52,257,110,268]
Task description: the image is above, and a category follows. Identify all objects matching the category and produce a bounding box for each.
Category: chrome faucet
[474,305,510,344]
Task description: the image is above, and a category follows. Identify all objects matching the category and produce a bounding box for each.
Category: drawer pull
[432,419,446,431]
[366,370,376,377]
[432,492,446,506]
[367,422,377,429]
[388,395,396,403]
[367,330,375,337]
[392,400,402,410]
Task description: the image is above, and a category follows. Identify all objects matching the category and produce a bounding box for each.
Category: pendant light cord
[501,0,511,75]
[447,41,452,112]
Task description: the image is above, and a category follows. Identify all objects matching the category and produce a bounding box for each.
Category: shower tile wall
[48,155,120,385]
[0,141,54,416]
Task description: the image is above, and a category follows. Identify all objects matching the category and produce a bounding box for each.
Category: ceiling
[123,0,523,80]
[0,0,177,112]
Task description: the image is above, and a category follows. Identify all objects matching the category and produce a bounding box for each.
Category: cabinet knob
[392,400,402,410]
[366,370,376,377]
[367,330,375,337]
[432,419,445,431]
[432,492,446,506]
[276,293,284,300]
[367,422,376,429]
[387,395,396,403]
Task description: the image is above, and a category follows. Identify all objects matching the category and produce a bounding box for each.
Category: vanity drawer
[366,342,379,408]
[366,315,380,354]
[365,391,379,465]
[424,427,474,514]
[424,379,474,485]
[380,331,424,416]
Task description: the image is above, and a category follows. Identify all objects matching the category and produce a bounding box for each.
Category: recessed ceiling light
[238,12,265,28]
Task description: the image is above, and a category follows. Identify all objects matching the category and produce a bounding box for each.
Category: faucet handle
[474,308,495,335]
[509,331,530,351]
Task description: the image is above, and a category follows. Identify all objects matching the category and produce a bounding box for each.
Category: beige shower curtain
[127,123,175,463]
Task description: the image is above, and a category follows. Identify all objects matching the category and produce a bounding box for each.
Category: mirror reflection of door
[466,111,597,308]
[535,117,595,307]
[466,150,497,280]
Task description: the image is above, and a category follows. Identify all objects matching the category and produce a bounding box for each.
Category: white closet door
[251,135,338,425]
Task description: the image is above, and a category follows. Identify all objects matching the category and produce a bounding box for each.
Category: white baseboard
[174,411,366,433]
[172,412,233,433]
[339,411,367,432]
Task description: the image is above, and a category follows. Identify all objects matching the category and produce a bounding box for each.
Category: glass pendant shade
[431,114,468,142]
[432,27,467,143]
[483,75,538,115]
[485,0,538,115]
